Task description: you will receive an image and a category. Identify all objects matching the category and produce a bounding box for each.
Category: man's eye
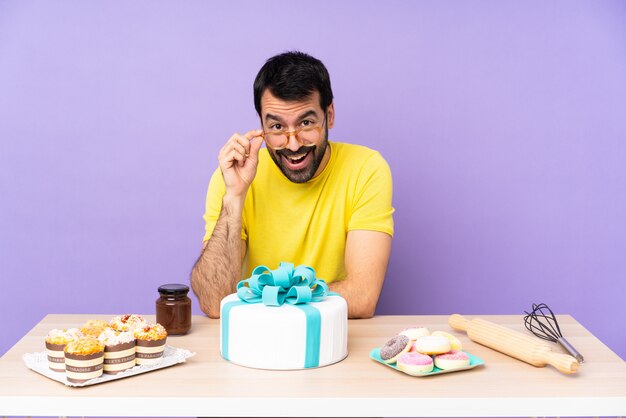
[270,124,282,131]
[301,120,313,127]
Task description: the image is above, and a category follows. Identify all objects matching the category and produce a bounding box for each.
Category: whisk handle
[557,337,585,363]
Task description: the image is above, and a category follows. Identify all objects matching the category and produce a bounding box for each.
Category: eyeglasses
[261,114,327,150]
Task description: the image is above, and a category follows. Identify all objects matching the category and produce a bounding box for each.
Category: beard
[268,135,329,184]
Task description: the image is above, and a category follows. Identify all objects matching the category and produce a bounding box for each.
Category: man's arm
[191,129,263,318]
[191,196,246,318]
[329,230,392,319]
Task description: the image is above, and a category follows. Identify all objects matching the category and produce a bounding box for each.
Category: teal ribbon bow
[236,262,329,306]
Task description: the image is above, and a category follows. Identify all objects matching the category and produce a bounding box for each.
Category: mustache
[276,146,315,157]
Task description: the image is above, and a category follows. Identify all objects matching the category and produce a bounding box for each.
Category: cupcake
[64,337,105,383]
[98,328,136,374]
[80,319,110,338]
[109,314,147,332]
[44,328,83,372]
[134,323,168,365]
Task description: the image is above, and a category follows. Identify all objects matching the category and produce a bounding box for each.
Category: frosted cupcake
[98,328,136,374]
[80,320,110,338]
[44,328,83,372]
[64,337,105,383]
[134,323,168,365]
[109,314,147,332]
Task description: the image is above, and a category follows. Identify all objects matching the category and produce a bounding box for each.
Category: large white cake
[220,292,348,370]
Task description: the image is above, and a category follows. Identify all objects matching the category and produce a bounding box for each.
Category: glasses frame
[261,113,327,151]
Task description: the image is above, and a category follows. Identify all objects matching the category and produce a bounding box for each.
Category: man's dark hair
[253,51,333,117]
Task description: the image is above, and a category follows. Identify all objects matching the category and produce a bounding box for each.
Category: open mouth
[280,148,313,170]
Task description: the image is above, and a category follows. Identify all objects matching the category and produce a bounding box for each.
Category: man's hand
[219,129,264,198]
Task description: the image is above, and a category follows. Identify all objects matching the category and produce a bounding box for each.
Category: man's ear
[326,101,335,129]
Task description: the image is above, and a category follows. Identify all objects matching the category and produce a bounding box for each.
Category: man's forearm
[331,230,392,319]
[191,195,243,318]
[329,279,380,319]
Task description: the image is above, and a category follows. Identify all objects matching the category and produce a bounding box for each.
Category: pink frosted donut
[434,350,470,370]
[397,352,434,375]
[380,335,411,364]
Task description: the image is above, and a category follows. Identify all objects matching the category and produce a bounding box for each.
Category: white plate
[23,345,195,387]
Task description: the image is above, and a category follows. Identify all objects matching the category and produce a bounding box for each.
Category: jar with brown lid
[156,284,191,335]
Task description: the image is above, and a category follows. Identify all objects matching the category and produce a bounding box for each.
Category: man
[191,51,394,319]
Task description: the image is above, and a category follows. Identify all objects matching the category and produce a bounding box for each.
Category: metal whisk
[523,303,584,363]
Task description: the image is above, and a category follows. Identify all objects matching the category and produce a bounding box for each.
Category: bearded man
[191,51,394,319]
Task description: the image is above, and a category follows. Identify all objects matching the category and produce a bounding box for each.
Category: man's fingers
[244,129,264,140]
[249,134,265,157]
[222,134,247,157]
[220,130,264,168]
[243,129,264,157]
[234,149,246,167]
[232,141,247,159]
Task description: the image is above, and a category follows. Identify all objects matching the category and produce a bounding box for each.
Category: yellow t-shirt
[203,141,394,283]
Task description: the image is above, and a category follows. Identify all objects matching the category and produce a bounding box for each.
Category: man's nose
[285,132,301,151]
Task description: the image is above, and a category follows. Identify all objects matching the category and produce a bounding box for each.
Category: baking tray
[23,345,195,387]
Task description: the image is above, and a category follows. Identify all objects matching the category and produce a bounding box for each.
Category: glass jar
[156,284,192,335]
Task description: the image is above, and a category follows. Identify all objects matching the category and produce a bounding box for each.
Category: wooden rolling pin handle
[448,314,470,331]
[539,349,579,374]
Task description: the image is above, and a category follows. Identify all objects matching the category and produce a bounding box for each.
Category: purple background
[1,0,625,362]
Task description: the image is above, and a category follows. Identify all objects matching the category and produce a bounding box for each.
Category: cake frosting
[220,263,348,370]
[220,292,348,370]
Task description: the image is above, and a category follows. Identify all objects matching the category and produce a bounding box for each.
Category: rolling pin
[449,314,579,374]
